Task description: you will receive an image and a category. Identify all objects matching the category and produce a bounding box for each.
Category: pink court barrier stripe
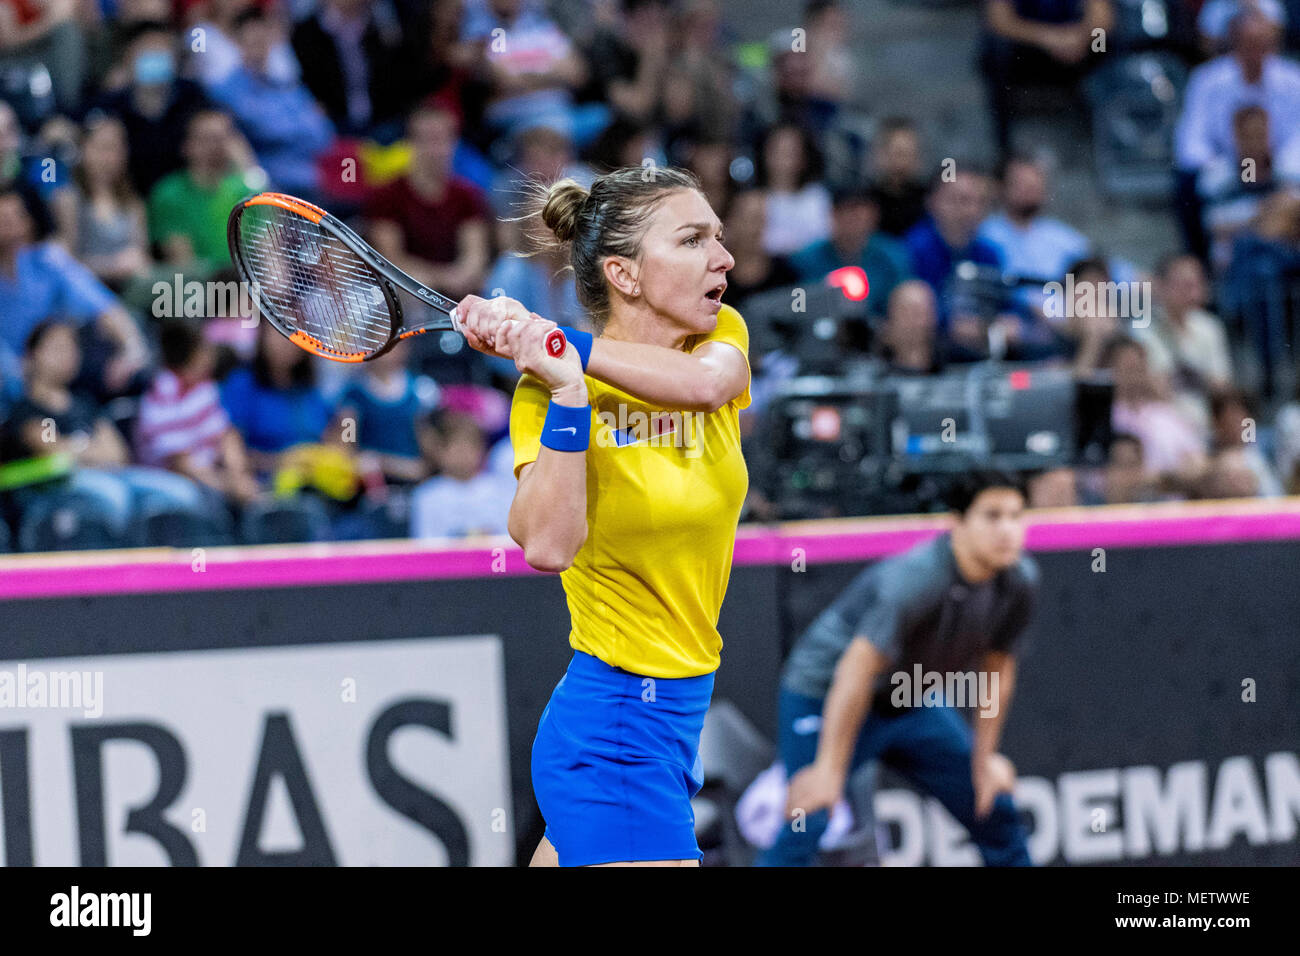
[1,500,1299,600]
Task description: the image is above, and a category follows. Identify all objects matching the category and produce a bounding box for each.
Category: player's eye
[684,235,700,247]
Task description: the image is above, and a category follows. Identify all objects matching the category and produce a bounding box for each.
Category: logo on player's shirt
[609,412,679,447]
[595,406,703,457]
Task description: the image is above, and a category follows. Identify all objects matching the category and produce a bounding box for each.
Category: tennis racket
[226,191,566,363]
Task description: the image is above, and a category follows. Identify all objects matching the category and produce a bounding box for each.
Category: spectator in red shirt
[364,103,491,300]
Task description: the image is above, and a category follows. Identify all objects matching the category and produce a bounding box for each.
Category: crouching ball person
[458,166,749,866]
[757,471,1039,866]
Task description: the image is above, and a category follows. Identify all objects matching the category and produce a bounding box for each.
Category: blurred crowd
[0,0,1299,552]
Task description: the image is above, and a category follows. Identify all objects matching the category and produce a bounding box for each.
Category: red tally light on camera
[810,406,842,441]
[1008,370,1031,390]
[827,266,869,302]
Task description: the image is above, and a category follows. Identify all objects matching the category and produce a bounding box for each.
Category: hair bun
[541,179,588,244]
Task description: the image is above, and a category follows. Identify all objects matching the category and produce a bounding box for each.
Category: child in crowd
[410,407,513,539]
[136,319,260,504]
[331,346,440,486]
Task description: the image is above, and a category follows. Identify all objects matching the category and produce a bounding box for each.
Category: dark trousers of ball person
[755,685,1033,866]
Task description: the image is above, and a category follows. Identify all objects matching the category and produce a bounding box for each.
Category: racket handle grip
[545,328,567,358]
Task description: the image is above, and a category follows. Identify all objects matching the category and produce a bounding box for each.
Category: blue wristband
[540,400,591,452]
[557,325,593,370]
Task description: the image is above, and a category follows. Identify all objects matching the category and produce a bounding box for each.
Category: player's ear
[604,255,639,299]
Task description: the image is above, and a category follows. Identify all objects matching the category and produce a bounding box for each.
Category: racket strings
[237,206,393,354]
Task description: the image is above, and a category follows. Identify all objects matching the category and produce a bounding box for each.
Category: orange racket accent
[263,192,329,219]
[246,192,325,224]
[395,327,428,340]
[290,330,366,362]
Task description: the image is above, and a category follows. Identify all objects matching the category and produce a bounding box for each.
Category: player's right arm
[785,637,891,819]
[503,321,589,573]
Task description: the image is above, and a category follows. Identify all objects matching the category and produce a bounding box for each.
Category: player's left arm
[458,298,750,411]
[584,336,749,412]
[583,305,751,411]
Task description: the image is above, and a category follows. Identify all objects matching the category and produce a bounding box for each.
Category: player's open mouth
[704,283,726,304]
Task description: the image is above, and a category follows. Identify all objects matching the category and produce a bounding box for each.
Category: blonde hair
[524,165,704,332]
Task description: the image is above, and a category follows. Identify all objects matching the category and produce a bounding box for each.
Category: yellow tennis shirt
[510,304,751,678]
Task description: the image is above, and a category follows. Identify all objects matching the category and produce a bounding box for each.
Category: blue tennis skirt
[531,650,716,866]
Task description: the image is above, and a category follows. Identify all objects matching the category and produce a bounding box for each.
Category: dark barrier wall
[1,503,1298,865]
[0,564,783,865]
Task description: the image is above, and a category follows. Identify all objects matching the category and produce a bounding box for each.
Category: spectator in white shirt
[190,0,301,91]
[978,152,1091,317]
[1173,5,1300,257]
[1207,387,1283,496]
[1175,7,1300,174]
[410,407,513,539]
[757,122,832,257]
[1136,253,1234,396]
[461,0,594,143]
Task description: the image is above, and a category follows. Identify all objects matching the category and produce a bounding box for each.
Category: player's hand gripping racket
[227,192,566,363]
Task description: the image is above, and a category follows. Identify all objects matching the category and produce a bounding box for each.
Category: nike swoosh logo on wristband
[551,427,578,435]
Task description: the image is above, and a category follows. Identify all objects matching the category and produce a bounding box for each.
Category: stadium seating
[132,504,236,549]
[1087,52,1187,200]
[17,488,126,553]
[1111,0,1174,53]
[239,496,333,545]
[331,494,411,542]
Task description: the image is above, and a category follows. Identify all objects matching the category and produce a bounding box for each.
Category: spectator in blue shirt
[331,346,439,484]
[219,323,334,474]
[789,184,913,318]
[978,154,1091,288]
[978,152,1092,349]
[208,7,336,201]
[0,188,149,401]
[904,166,1003,351]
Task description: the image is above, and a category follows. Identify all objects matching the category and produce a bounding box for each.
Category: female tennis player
[457,166,749,867]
